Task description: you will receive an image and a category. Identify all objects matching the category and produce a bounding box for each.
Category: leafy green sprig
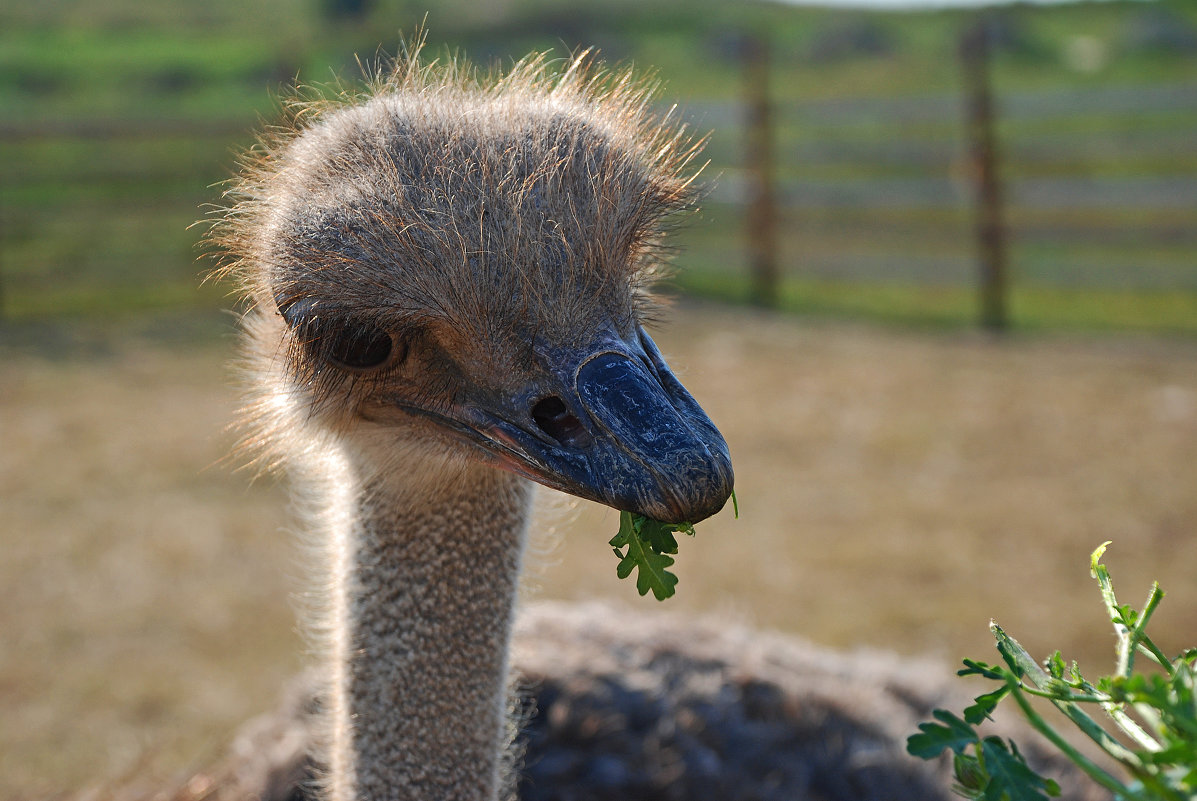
[610,490,738,601]
[609,512,694,600]
[908,543,1197,801]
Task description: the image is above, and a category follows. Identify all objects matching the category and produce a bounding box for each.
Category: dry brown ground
[2,303,1196,799]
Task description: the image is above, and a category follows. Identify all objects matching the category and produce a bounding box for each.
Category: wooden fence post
[0,209,6,322]
[960,16,1009,331]
[743,33,779,308]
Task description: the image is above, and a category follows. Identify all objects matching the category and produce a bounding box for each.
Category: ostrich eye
[274,296,399,372]
[327,325,396,371]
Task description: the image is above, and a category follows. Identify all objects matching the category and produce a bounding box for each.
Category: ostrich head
[214,49,733,524]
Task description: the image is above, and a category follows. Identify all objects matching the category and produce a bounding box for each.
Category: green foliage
[609,490,736,601]
[909,701,1062,801]
[907,543,1197,801]
[609,510,693,601]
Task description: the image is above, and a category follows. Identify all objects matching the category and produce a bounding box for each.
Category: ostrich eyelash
[279,312,409,409]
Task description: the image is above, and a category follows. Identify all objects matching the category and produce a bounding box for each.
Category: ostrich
[210,45,733,801]
[199,45,1094,801]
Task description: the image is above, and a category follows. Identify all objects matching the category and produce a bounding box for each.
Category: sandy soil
[2,304,1195,798]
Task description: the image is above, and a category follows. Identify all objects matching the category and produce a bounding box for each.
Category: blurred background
[1,0,1195,797]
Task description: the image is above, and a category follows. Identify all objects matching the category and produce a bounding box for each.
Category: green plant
[908,543,1197,801]
[610,490,737,600]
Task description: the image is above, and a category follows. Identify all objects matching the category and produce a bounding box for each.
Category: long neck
[316,449,531,801]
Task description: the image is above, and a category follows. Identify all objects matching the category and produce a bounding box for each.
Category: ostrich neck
[321,448,531,801]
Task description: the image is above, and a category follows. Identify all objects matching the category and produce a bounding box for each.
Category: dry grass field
[2,303,1196,799]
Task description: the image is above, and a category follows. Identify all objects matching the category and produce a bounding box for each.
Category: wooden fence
[1,36,1195,329]
[733,20,1197,329]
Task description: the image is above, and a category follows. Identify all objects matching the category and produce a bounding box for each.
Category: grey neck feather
[319,449,531,801]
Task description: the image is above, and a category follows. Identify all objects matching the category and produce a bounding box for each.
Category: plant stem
[1119,583,1162,678]
[1004,679,1143,801]
[1067,676,1163,753]
[993,624,1146,765]
[1130,585,1172,676]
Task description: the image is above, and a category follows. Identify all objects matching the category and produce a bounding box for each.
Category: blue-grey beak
[470,328,734,524]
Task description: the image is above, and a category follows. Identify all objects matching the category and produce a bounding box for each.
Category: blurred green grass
[679,268,1197,334]
[1,0,1195,332]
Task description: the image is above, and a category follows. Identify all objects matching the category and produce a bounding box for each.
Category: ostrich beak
[470,328,734,524]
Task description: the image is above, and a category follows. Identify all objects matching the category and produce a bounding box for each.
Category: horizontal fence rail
[1,78,1195,325]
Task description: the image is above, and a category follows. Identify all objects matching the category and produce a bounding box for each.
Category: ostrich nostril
[531,396,592,449]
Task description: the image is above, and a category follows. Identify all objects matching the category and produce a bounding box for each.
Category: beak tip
[690,472,736,525]
[648,451,735,525]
